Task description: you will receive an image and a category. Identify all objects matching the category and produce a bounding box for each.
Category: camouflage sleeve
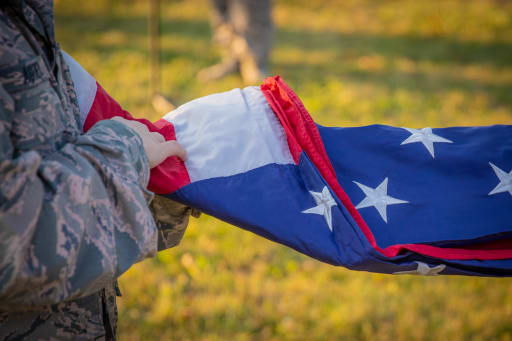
[0,84,160,311]
[60,49,195,251]
[150,195,200,251]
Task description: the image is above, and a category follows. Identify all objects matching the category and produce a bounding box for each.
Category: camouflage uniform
[198,0,273,84]
[0,1,192,339]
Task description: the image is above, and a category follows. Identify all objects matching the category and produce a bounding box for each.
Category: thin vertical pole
[149,0,160,97]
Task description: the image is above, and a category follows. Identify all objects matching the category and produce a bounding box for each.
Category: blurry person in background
[197,0,273,84]
[0,1,192,339]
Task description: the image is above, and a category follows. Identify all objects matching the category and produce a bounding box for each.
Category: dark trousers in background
[199,0,273,84]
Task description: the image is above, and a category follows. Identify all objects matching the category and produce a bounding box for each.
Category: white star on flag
[353,177,408,223]
[302,186,337,232]
[488,162,512,197]
[400,127,453,158]
[393,261,446,276]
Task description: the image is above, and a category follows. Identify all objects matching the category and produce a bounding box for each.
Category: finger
[162,140,187,161]
[150,132,166,143]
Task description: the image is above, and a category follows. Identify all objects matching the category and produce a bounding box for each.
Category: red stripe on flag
[83,83,190,194]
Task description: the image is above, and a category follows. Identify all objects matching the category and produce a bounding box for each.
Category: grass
[55,0,512,340]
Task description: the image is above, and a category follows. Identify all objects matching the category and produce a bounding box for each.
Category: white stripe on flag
[163,86,294,183]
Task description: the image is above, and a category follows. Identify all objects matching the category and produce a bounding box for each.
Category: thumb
[161,140,187,161]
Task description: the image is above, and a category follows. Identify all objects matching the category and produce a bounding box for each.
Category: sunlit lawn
[56,0,512,340]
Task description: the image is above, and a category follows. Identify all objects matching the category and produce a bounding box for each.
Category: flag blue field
[160,77,512,276]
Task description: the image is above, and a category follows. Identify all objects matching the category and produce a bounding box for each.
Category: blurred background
[55,0,512,340]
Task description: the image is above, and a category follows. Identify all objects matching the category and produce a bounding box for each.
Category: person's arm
[0,84,161,310]
[60,50,199,250]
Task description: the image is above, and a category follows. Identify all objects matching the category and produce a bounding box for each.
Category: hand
[111,117,187,168]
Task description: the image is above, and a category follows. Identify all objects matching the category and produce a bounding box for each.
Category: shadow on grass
[277,62,512,108]
[57,9,512,67]
[275,28,512,108]
[277,28,512,68]
[56,11,512,108]
[56,13,211,59]
[57,12,211,39]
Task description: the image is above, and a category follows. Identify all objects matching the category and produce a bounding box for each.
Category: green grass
[55,1,512,340]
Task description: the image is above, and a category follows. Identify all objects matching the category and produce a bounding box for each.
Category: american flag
[64,51,512,277]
